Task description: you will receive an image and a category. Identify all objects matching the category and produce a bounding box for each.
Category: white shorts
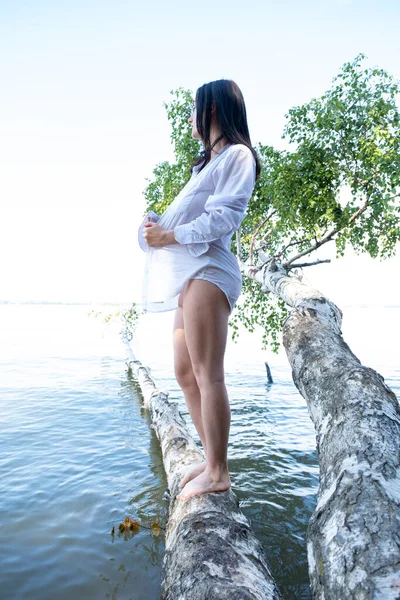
[188,265,242,314]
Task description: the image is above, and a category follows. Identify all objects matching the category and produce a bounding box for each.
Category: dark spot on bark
[228,521,251,542]
[313,297,327,305]
[270,259,278,272]
[171,436,189,449]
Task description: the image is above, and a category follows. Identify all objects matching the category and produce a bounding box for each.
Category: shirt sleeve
[173,146,256,257]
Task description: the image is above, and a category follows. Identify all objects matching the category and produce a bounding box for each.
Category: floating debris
[151,521,162,537]
[118,517,141,533]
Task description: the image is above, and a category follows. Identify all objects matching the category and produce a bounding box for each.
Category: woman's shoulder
[220,144,256,172]
[211,144,256,186]
[228,142,252,153]
[224,143,255,161]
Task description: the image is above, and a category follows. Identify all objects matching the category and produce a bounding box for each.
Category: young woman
[138,79,260,501]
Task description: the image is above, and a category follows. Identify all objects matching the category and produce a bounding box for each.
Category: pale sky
[1,0,399,305]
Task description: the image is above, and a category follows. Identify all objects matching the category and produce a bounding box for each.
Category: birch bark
[240,259,400,599]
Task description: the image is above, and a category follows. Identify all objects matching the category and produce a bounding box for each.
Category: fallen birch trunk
[121,329,281,600]
[241,257,400,599]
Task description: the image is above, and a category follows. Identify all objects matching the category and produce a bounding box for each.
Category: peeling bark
[122,334,281,600]
[241,260,400,599]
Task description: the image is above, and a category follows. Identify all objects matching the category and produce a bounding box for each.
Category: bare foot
[176,469,231,501]
[179,461,206,489]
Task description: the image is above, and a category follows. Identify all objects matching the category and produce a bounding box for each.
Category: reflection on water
[0,304,399,600]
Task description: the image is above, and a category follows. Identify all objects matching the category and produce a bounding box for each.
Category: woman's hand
[144,218,177,247]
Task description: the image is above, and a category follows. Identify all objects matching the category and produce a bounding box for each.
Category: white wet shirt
[138,143,256,312]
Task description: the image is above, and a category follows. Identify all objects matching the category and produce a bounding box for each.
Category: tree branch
[287,259,331,270]
[284,193,371,267]
[348,195,370,223]
[283,231,337,267]
[249,210,277,265]
[275,238,310,260]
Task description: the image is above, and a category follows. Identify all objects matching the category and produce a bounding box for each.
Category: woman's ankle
[206,462,229,479]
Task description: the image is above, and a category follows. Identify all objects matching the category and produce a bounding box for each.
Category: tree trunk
[241,259,400,599]
[122,333,282,600]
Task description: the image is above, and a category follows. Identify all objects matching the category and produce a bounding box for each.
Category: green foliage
[229,278,289,353]
[142,55,400,351]
[89,303,140,339]
[282,53,400,259]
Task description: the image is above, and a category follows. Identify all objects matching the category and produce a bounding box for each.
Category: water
[0,303,399,600]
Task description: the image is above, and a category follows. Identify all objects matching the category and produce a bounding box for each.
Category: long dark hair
[193,79,261,179]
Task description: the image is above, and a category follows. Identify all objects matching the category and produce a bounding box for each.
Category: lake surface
[1,303,399,600]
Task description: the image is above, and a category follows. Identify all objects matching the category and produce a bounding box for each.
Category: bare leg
[173,302,207,488]
[176,279,231,501]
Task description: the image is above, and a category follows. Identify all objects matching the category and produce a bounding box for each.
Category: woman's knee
[173,330,198,390]
[192,365,225,391]
[174,362,198,390]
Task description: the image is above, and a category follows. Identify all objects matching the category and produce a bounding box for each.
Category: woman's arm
[173,146,256,257]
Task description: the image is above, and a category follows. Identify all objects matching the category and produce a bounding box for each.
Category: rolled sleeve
[173,222,192,244]
[173,223,210,257]
[174,146,256,256]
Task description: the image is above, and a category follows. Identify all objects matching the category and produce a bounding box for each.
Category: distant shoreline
[0,301,135,307]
